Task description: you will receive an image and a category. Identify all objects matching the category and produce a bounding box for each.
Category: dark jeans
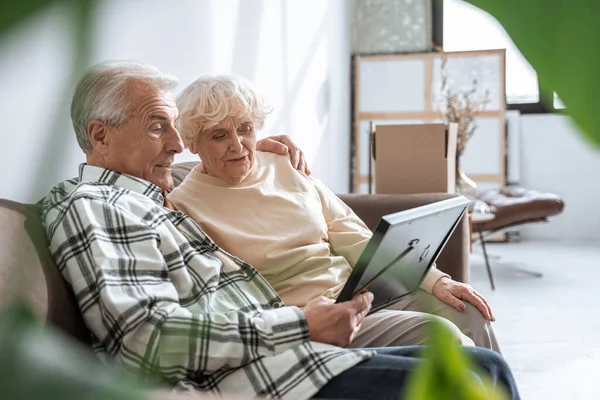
[314,346,520,400]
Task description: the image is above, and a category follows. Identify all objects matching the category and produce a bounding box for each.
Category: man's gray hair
[71,60,178,153]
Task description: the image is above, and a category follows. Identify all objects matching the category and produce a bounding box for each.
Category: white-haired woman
[168,75,499,351]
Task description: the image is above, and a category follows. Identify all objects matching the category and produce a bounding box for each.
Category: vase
[455,157,477,194]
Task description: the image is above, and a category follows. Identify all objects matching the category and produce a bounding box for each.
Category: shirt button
[175,211,184,217]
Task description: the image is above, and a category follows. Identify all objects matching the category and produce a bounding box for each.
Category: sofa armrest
[337,193,470,283]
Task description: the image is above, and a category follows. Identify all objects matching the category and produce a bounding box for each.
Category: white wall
[0,0,351,203]
[518,114,600,242]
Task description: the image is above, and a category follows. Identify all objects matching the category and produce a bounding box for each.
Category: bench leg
[478,225,495,290]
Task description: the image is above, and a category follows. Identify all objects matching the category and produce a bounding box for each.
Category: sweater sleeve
[307,176,372,267]
[419,265,450,293]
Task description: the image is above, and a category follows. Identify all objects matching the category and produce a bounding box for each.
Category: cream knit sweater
[169,152,447,307]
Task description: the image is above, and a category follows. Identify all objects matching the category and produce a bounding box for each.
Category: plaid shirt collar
[78,163,165,205]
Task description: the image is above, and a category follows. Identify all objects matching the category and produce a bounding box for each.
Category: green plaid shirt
[43,164,372,399]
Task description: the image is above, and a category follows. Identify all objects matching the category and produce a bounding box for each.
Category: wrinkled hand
[256,135,311,175]
[432,277,495,321]
[302,292,373,347]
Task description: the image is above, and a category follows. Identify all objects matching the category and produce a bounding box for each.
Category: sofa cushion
[172,162,199,188]
[0,200,89,343]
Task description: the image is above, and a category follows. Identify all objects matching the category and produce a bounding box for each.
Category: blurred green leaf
[0,0,57,37]
[30,0,99,198]
[0,303,146,400]
[464,0,600,147]
[404,318,508,400]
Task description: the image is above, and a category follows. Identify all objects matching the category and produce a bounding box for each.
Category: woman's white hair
[175,74,271,148]
[71,60,178,153]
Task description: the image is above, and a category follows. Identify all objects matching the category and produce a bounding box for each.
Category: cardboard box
[374,123,458,195]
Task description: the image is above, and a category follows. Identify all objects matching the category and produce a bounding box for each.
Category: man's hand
[256,135,311,175]
[432,277,495,321]
[302,292,373,347]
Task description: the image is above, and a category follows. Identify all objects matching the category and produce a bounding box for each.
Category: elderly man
[42,60,519,399]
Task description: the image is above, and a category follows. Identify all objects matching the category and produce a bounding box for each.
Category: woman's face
[191,116,257,184]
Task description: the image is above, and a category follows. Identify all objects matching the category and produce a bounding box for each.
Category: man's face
[102,83,183,191]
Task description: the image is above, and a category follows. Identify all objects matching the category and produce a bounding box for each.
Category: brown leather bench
[474,187,565,233]
[470,186,565,288]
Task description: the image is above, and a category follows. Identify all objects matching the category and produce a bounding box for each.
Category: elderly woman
[169,75,499,351]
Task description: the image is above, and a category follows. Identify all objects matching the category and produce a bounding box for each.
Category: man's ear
[88,120,110,155]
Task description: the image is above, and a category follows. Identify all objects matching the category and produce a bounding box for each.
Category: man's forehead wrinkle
[135,96,178,122]
[125,80,176,118]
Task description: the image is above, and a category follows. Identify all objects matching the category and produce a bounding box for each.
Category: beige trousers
[349,290,501,353]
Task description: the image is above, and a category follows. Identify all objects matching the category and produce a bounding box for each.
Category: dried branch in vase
[437,49,490,158]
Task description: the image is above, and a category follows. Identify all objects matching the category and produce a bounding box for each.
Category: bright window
[443,0,540,105]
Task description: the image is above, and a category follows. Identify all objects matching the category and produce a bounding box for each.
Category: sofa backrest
[0,199,90,343]
[172,161,199,187]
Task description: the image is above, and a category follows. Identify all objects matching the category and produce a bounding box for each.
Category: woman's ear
[189,141,198,155]
[88,120,110,155]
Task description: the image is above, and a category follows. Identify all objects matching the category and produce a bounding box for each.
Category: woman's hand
[256,135,311,175]
[432,277,495,321]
